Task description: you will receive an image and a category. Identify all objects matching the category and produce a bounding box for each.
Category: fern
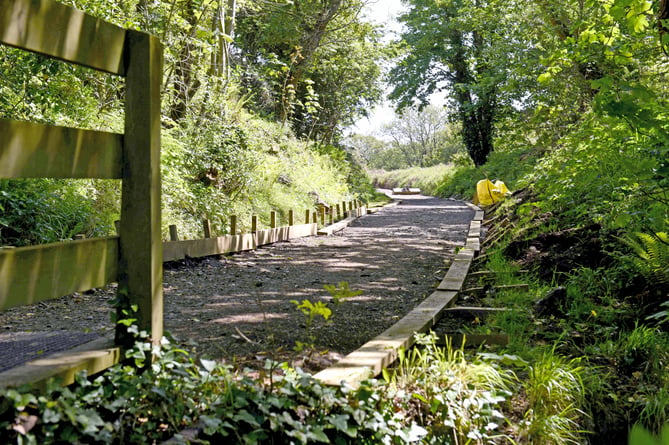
[624,231,669,284]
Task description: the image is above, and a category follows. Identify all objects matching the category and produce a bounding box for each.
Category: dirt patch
[504,223,608,281]
[0,195,474,374]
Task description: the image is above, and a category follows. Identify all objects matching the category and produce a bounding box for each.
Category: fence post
[230,215,237,235]
[270,211,276,229]
[342,201,347,217]
[305,209,310,224]
[117,30,163,347]
[168,225,179,241]
[329,206,334,225]
[202,219,211,238]
[319,207,325,226]
[288,209,294,226]
[251,215,257,233]
[313,211,317,226]
[336,204,341,220]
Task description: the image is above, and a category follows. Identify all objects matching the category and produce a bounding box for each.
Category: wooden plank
[454,248,475,261]
[288,223,317,239]
[314,290,457,387]
[465,237,481,252]
[0,337,121,390]
[0,238,118,311]
[474,210,485,221]
[0,0,127,75]
[318,216,356,235]
[163,234,256,262]
[256,227,290,246]
[117,30,163,344]
[468,220,481,238]
[437,257,472,291]
[438,333,509,347]
[443,306,509,315]
[0,120,123,179]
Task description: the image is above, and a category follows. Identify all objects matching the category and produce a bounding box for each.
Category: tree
[234,0,385,143]
[388,0,508,166]
[382,105,463,167]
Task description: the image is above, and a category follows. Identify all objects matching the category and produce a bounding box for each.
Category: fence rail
[1,0,163,355]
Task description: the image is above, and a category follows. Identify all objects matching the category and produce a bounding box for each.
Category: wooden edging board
[0,337,121,390]
[314,202,483,387]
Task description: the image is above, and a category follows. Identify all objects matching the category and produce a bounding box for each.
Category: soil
[0,193,475,374]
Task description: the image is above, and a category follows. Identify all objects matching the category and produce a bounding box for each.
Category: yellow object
[474,179,510,206]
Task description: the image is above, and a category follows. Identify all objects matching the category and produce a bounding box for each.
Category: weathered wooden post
[288,209,294,226]
[230,215,237,235]
[202,219,212,238]
[329,206,334,225]
[168,225,179,241]
[270,211,276,229]
[336,204,341,220]
[342,201,347,217]
[251,215,258,233]
[305,209,310,224]
[319,207,325,226]
[313,211,318,226]
[117,29,164,346]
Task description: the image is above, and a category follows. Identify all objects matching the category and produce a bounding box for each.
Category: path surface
[0,195,474,373]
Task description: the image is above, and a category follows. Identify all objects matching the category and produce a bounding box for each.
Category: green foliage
[0,180,99,246]
[384,332,514,444]
[0,340,422,445]
[624,231,669,285]
[324,281,364,305]
[520,350,588,444]
[629,424,669,445]
[435,146,537,199]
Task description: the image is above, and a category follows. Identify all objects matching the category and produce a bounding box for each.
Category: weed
[323,281,363,304]
[629,423,669,445]
[520,349,588,444]
[384,332,514,444]
[290,299,332,352]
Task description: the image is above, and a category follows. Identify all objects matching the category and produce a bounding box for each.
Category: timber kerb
[314,201,484,387]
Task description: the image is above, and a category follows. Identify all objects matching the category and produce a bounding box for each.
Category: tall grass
[369,164,456,196]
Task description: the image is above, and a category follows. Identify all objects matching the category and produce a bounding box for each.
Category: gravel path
[0,194,474,373]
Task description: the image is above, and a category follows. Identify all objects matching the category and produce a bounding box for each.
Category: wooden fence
[0,0,162,383]
[0,0,367,387]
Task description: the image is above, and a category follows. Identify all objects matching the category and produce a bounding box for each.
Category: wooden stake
[230,215,237,235]
[270,211,276,229]
[169,225,179,241]
[202,219,211,238]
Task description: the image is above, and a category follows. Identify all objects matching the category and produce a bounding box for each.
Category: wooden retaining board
[437,254,473,291]
[317,216,356,235]
[163,234,256,262]
[465,237,481,252]
[0,238,118,311]
[468,220,481,238]
[0,337,121,390]
[314,290,458,386]
[438,333,509,347]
